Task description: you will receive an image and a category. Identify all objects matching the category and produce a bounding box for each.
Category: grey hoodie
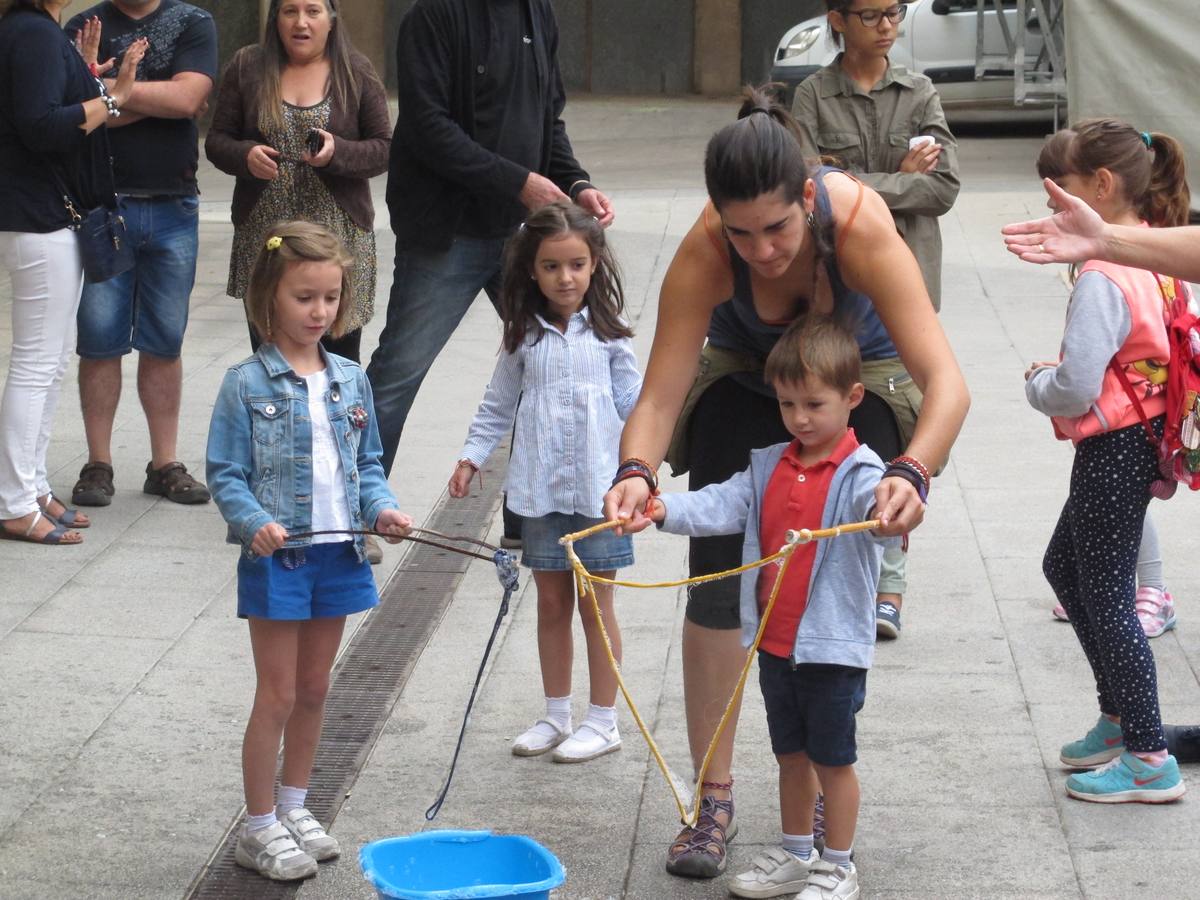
[659,440,896,670]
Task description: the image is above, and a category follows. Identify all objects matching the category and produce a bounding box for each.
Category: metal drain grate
[184,445,508,900]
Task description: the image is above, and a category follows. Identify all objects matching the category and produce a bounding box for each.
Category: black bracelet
[883,464,928,503]
[613,460,657,493]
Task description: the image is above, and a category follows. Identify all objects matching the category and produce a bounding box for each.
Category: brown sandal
[665,781,736,878]
[143,461,211,505]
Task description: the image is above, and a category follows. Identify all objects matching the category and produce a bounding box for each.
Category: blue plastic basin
[360,830,566,900]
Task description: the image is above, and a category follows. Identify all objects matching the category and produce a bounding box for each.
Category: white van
[771,0,1054,121]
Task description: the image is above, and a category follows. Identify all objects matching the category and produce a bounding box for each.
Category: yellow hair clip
[265,236,283,251]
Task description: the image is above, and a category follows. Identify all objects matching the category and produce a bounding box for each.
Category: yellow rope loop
[558,516,879,826]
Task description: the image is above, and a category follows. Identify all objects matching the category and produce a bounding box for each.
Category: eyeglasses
[840,4,908,27]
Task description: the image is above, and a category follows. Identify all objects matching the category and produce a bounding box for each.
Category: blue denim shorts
[758,652,867,766]
[521,512,634,572]
[76,195,199,359]
[237,541,379,620]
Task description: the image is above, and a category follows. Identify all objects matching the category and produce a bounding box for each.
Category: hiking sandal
[665,790,737,878]
[143,461,211,504]
[72,461,114,507]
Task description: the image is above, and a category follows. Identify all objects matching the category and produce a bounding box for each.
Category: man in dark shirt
[65,0,217,509]
[367,0,614,478]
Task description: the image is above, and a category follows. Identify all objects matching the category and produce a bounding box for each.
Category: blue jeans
[367,236,506,474]
[76,195,200,359]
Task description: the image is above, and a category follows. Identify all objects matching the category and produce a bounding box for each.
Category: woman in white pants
[0,0,144,543]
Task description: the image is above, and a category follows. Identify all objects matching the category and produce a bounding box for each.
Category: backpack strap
[1108,358,1158,444]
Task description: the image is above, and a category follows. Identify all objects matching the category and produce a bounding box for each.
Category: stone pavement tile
[18,580,221,641]
[0,632,171,832]
[0,879,172,900]
[1072,846,1200,900]
[854,804,1078,898]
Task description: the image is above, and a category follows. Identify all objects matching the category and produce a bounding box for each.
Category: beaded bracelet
[883,464,928,504]
[94,77,120,118]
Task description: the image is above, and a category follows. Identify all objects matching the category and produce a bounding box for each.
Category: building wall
[198,0,807,96]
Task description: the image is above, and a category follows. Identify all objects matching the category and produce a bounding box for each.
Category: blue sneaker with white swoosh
[1066,752,1185,804]
[1060,715,1125,767]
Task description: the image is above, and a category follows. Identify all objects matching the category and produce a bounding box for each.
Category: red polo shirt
[756,429,860,659]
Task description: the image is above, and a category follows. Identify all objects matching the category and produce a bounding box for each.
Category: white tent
[1064,2,1200,213]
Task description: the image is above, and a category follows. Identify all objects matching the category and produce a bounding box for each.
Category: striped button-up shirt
[459,310,641,518]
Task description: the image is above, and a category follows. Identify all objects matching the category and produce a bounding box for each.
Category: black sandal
[143,461,211,505]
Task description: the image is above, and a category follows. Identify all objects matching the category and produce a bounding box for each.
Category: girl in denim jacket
[206,222,412,882]
[448,201,641,764]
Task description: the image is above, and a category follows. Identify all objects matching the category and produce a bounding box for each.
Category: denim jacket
[206,344,399,562]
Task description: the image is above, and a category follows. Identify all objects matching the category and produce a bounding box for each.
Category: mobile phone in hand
[306,129,324,157]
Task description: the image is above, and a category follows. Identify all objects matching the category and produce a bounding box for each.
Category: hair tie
[265,236,283,251]
[1141,131,1153,149]
[748,106,772,117]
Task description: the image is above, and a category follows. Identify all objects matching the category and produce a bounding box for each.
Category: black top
[459,0,542,238]
[65,0,217,196]
[386,0,591,251]
[0,8,110,233]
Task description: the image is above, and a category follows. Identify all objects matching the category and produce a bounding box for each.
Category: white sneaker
[551,721,621,763]
[511,717,572,756]
[1136,586,1177,638]
[234,821,318,881]
[796,860,859,900]
[729,846,816,898]
[279,807,340,861]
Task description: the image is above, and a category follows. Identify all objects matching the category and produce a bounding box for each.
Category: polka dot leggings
[1042,418,1166,753]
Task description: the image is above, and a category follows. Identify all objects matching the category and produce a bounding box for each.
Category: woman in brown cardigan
[205,0,389,362]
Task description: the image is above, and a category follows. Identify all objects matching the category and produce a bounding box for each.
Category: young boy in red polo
[636,316,897,900]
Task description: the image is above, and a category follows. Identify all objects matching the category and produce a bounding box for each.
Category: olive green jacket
[792,56,959,310]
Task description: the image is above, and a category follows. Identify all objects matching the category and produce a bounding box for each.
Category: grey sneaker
[279,807,340,861]
[234,821,318,881]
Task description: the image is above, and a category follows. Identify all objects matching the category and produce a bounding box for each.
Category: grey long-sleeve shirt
[1026,271,1131,418]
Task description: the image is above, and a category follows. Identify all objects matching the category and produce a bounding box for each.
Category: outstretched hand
[1001,178,1108,265]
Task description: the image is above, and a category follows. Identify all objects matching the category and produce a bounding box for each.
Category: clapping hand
[75,16,115,75]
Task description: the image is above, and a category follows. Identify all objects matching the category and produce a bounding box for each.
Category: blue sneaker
[1060,716,1124,767]
[1066,752,1185,804]
[875,601,901,640]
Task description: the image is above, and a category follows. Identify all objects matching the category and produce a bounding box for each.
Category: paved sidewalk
[1,97,1199,899]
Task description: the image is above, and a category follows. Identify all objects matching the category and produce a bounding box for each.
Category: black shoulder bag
[53,127,134,284]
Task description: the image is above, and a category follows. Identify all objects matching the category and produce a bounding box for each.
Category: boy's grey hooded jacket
[659,441,896,670]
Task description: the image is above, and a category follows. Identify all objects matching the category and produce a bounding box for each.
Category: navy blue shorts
[758,652,867,767]
[237,541,379,620]
[521,512,634,572]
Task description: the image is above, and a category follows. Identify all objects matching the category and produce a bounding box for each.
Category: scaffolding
[974,0,1066,108]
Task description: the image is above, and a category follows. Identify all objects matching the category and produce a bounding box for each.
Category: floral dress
[228,97,376,331]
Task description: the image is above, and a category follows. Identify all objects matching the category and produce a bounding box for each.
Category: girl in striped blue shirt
[449,201,641,764]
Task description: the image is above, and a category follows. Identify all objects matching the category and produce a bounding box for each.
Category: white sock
[545,695,572,729]
[584,703,617,731]
[823,847,853,870]
[782,831,814,860]
[243,811,277,836]
[276,784,307,817]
